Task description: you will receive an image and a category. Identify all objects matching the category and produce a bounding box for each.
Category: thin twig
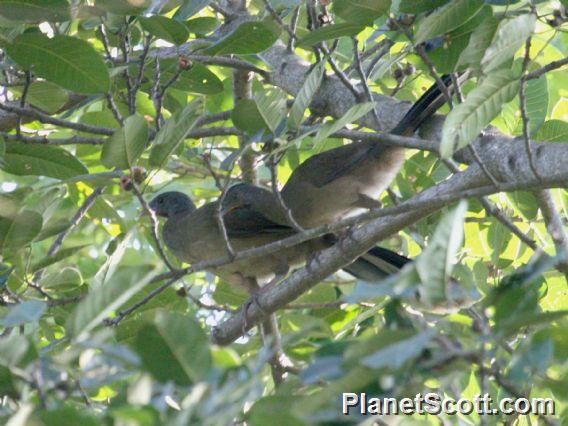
[268,155,304,232]
[261,0,295,39]
[16,71,32,137]
[525,56,568,80]
[106,92,124,125]
[535,190,568,278]
[288,6,301,51]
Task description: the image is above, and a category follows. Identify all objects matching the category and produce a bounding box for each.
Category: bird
[149,187,411,293]
[280,75,457,228]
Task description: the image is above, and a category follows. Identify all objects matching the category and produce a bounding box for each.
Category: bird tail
[390,74,458,137]
[342,246,411,282]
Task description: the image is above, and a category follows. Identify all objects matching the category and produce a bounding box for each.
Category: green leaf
[66,267,157,338]
[101,115,148,169]
[0,210,42,252]
[174,0,211,20]
[133,311,212,384]
[20,81,68,114]
[440,70,520,158]
[95,0,151,15]
[536,120,568,143]
[289,61,325,130]
[185,16,219,35]
[414,0,484,44]
[203,20,280,55]
[481,14,536,73]
[361,329,436,369]
[41,267,83,291]
[150,101,202,167]
[139,16,189,45]
[312,102,375,146]
[30,245,88,273]
[231,99,267,134]
[333,0,390,25]
[7,33,110,94]
[0,0,70,23]
[0,300,46,327]
[523,75,548,136]
[255,87,287,133]
[2,142,88,179]
[456,13,499,72]
[298,23,364,47]
[399,0,449,13]
[171,63,223,94]
[39,406,99,426]
[0,136,4,168]
[416,200,467,305]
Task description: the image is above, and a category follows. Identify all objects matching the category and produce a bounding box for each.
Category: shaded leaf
[456,13,499,72]
[440,70,520,158]
[150,101,202,167]
[139,16,189,45]
[416,201,467,305]
[203,20,280,55]
[30,245,88,273]
[101,115,149,169]
[41,267,83,291]
[298,23,364,47]
[0,210,43,252]
[333,0,390,25]
[361,329,436,369]
[95,0,150,15]
[171,63,223,95]
[312,102,375,145]
[481,14,536,73]
[133,311,211,385]
[7,33,110,94]
[415,0,484,44]
[39,405,99,426]
[11,81,68,114]
[66,267,158,338]
[173,0,210,20]
[0,300,46,327]
[185,16,219,35]
[523,75,548,136]
[1,142,88,179]
[0,0,70,23]
[232,99,267,134]
[399,0,449,13]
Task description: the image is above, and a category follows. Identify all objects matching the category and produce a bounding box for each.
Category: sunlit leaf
[101,115,149,169]
[203,20,280,55]
[536,120,568,143]
[0,0,70,23]
[0,209,42,252]
[333,0,390,25]
[139,16,189,45]
[289,61,325,130]
[298,23,364,47]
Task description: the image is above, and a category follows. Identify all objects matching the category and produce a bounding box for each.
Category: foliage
[0,0,566,425]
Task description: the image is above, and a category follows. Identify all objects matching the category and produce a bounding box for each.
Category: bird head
[220,183,257,216]
[149,191,196,218]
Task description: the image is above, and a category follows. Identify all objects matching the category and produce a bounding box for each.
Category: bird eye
[158,199,164,204]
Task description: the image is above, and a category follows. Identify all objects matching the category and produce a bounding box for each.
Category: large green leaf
[7,33,110,94]
[415,201,467,305]
[171,63,223,94]
[14,81,69,114]
[481,14,536,73]
[298,23,364,47]
[150,101,202,167]
[66,267,158,339]
[0,0,70,22]
[173,0,210,20]
[456,13,499,72]
[101,115,149,169]
[399,0,449,13]
[0,210,43,252]
[536,120,568,143]
[289,61,325,130]
[203,20,280,55]
[440,70,520,158]
[523,75,548,136]
[1,142,88,179]
[414,0,484,44]
[133,311,211,385]
[333,0,390,25]
[255,87,287,133]
[95,0,151,15]
[139,16,189,45]
[0,300,46,327]
[231,99,268,134]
